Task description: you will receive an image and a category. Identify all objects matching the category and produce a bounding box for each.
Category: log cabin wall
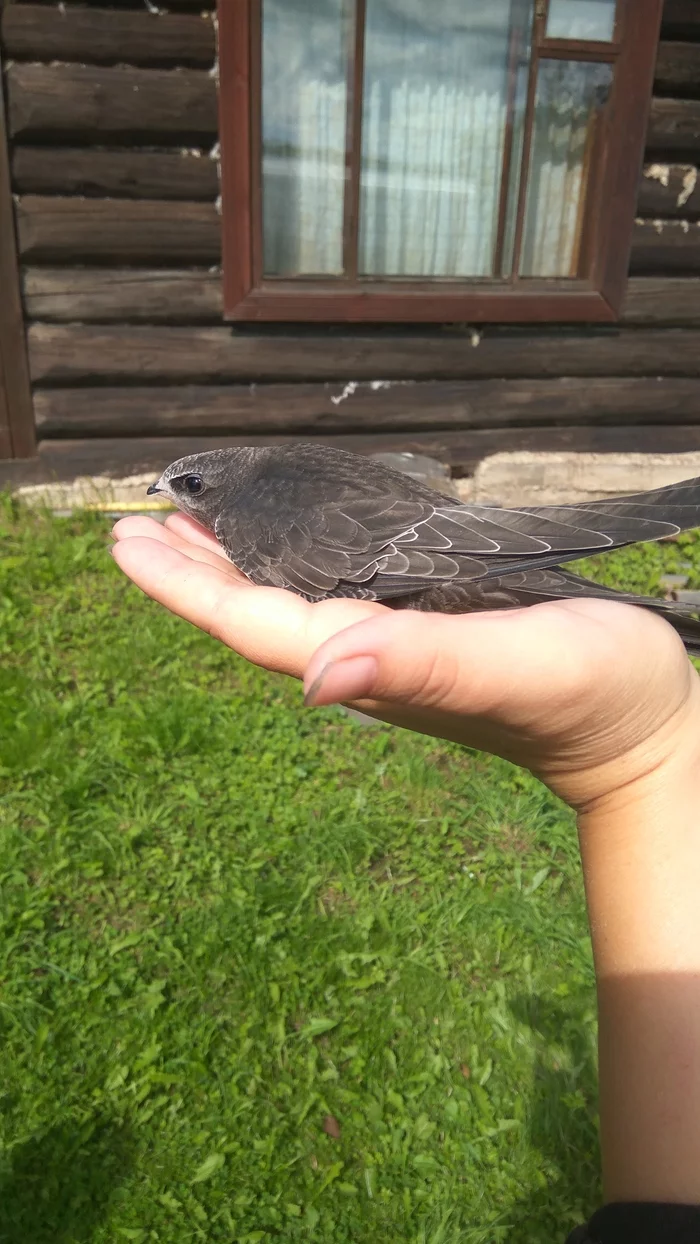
[1,0,700,480]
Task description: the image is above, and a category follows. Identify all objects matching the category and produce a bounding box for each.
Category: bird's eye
[184,475,204,495]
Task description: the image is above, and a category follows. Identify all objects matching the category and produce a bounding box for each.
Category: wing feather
[214,458,700,602]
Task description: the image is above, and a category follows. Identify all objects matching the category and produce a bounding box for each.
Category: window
[218,0,663,322]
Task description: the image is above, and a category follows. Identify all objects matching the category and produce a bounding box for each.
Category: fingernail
[303,655,379,708]
[303,663,333,708]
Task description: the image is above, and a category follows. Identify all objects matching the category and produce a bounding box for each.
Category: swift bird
[147,443,700,655]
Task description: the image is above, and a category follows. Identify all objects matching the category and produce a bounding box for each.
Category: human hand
[111,512,700,812]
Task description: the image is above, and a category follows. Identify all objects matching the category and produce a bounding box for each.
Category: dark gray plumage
[147,442,700,655]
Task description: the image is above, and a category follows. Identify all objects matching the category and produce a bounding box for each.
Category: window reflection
[546,0,617,42]
[259,0,615,282]
[520,60,613,276]
[261,0,350,276]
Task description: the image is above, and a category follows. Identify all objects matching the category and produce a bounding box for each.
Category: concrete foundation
[456,451,700,507]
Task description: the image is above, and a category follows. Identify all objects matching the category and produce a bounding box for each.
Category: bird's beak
[146,482,162,496]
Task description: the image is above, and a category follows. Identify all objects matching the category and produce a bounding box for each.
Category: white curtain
[359,80,507,276]
[359,0,518,277]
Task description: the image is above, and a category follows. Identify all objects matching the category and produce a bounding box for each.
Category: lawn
[1,497,699,1244]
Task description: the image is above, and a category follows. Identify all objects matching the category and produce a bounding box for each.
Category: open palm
[112,512,698,810]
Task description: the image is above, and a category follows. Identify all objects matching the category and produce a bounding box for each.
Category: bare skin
[112,512,700,1207]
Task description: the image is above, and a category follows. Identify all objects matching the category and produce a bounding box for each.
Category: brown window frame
[218,0,663,323]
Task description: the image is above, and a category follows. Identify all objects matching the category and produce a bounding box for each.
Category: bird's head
[147,449,249,529]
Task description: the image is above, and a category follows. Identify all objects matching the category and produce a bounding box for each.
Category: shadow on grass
[506,992,600,1244]
[0,1118,134,1244]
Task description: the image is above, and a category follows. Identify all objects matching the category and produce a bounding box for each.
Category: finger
[112,515,165,542]
[164,512,232,561]
[112,517,248,580]
[113,536,304,671]
[112,536,382,676]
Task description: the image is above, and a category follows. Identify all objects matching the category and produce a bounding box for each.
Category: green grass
[1,499,699,1244]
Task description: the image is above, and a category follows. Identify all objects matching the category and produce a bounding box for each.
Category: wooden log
[622,277,700,323]
[21,267,224,322]
[647,97,700,157]
[655,42,700,98]
[0,352,13,461]
[20,268,700,327]
[1,5,215,67]
[0,53,34,459]
[6,64,217,140]
[17,198,220,263]
[630,219,700,273]
[6,427,700,490]
[11,147,220,200]
[0,80,15,459]
[638,163,700,218]
[32,379,700,438]
[662,0,700,39]
[26,323,700,385]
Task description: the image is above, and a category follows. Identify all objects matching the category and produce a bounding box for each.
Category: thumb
[302,606,547,719]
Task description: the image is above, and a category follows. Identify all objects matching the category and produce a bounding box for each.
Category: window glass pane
[261,0,350,276]
[359,0,534,278]
[520,59,613,276]
[546,0,616,42]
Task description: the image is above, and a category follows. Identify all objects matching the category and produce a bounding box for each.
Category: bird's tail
[563,474,700,533]
[488,474,700,574]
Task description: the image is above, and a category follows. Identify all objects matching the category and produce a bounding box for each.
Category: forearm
[577,710,700,1204]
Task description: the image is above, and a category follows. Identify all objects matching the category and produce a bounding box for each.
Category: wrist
[577,692,700,978]
[545,669,700,819]
[572,684,700,1204]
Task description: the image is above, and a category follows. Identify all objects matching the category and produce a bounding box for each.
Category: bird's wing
[366,494,693,598]
[214,497,457,597]
[215,488,690,602]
